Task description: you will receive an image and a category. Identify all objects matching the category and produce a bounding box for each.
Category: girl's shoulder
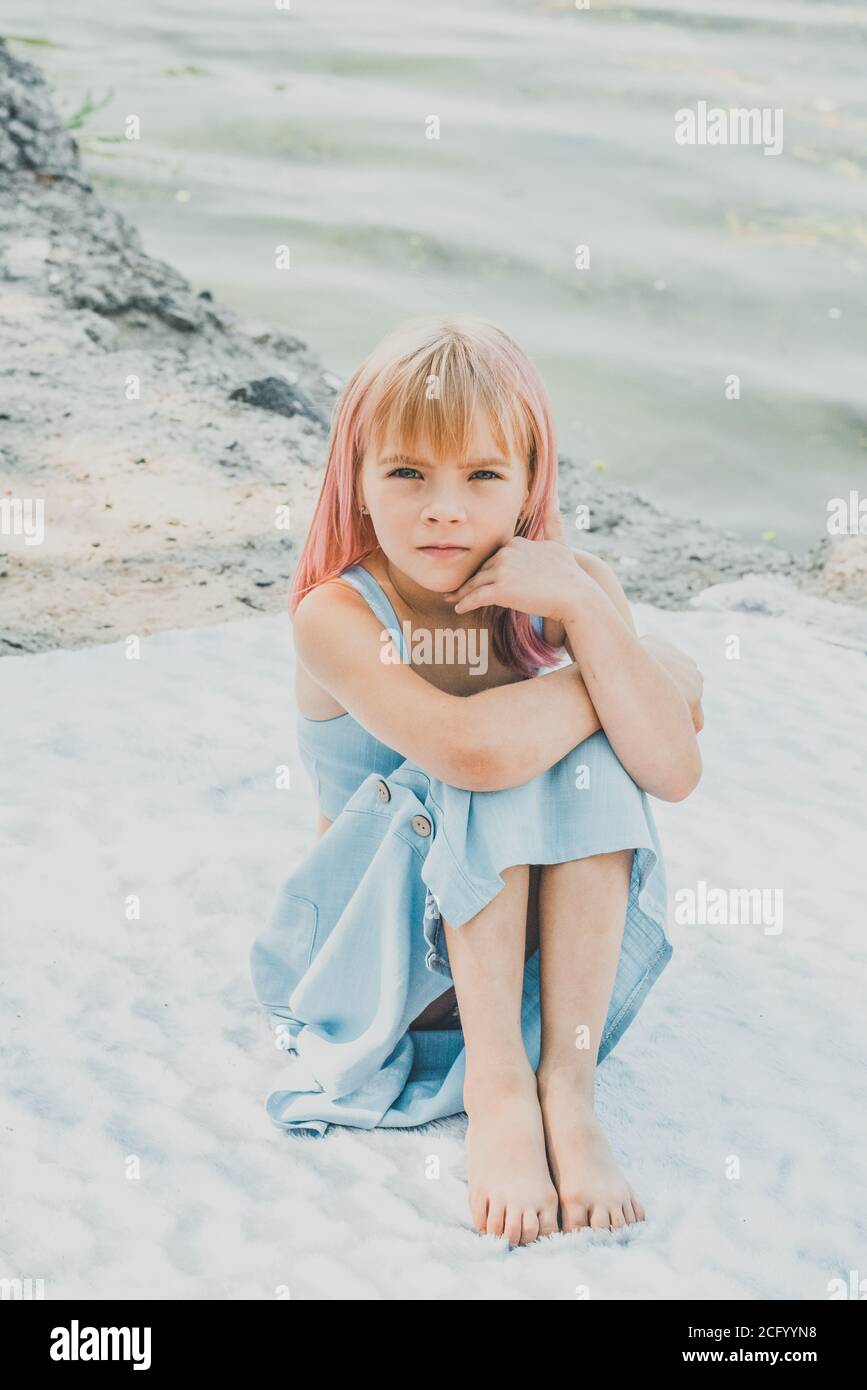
[293,574,379,721]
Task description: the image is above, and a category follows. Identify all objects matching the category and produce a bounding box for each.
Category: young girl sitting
[250,314,704,1245]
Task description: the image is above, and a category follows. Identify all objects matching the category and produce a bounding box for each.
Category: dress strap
[338,564,543,657]
[336,564,412,663]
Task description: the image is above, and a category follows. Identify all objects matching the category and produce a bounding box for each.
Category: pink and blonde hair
[289,314,564,677]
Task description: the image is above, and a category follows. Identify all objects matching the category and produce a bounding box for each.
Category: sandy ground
[0,275,333,653]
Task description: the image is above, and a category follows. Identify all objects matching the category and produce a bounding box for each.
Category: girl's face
[358,408,530,593]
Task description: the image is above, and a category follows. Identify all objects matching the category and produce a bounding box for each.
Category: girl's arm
[558,575,702,802]
[295,570,700,801]
[292,581,602,793]
[448,544,703,799]
[541,550,705,736]
[475,634,702,796]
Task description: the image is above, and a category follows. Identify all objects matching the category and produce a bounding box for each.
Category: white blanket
[3,582,864,1299]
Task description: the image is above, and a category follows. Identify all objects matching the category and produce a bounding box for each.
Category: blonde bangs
[358,325,535,474]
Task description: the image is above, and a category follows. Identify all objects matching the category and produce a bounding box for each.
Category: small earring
[359,505,368,514]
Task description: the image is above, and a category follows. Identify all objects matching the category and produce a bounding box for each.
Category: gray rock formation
[0,38,862,657]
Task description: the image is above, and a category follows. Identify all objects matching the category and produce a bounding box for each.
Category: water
[6,0,866,549]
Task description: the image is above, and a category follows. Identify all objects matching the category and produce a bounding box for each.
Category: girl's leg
[410,865,541,1028]
[535,849,648,1231]
[441,864,558,1245]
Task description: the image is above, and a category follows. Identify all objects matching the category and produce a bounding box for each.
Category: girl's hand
[640,635,705,733]
[443,534,593,623]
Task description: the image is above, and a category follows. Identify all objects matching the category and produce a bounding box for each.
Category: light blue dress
[249,563,672,1136]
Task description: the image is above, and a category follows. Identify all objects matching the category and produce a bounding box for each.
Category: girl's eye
[387,468,502,481]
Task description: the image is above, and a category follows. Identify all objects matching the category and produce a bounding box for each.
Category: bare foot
[536,1066,646,1232]
[463,1059,560,1245]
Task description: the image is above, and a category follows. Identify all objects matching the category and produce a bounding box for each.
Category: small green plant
[65,88,114,131]
[3,34,62,47]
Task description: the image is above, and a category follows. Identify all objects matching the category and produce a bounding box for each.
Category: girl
[250,315,704,1246]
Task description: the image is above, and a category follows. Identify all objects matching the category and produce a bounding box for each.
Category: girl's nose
[421,496,467,523]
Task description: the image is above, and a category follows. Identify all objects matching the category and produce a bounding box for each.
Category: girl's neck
[362,548,465,626]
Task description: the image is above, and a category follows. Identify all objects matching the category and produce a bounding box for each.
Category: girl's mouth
[417,546,469,558]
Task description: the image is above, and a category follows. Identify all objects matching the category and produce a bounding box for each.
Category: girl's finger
[446,561,500,603]
[453,583,500,612]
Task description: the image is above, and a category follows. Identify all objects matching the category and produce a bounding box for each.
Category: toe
[609,1205,627,1231]
[539,1201,559,1238]
[504,1207,524,1245]
[469,1192,488,1233]
[485,1199,506,1238]
[629,1188,646,1222]
[560,1199,590,1233]
[519,1208,540,1245]
[589,1204,613,1230]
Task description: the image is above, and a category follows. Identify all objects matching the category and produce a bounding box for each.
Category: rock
[556,462,808,609]
[690,574,867,652]
[801,535,867,606]
[228,376,328,427]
